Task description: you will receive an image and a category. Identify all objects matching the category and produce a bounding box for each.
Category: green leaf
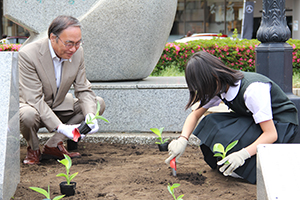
[96,101,101,115]
[225,140,238,153]
[58,158,68,168]
[53,195,65,200]
[213,143,225,154]
[162,138,170,144]
[155,141,161,144]
[56,173,68,179]
[69,172,78,182]
[159,127,165,134]
[177,194,184,200]
[167,185,173,195]
[150,128,162,137]
[64,154,72,170]
[171,183,181,189]
[29,186,50,199]
[95,115,109,123]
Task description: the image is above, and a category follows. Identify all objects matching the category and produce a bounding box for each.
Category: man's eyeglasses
[56,35,83,49]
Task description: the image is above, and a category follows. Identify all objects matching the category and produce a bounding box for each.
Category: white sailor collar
[220,80,241,101]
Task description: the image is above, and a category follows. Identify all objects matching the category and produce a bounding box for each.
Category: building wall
[293,0,300,39]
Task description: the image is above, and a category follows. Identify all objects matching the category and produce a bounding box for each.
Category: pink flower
[293,44,296,49]
[248,59,253,63]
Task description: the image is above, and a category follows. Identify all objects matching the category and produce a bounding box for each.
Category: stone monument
[4,0,177,81]
[0,52,20,200]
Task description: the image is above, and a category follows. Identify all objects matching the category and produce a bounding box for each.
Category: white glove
[165,137,188,165]
[56,124,81,140]
[217,148,250,176]
[85,113,99,134]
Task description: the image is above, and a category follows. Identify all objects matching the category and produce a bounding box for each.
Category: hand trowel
[170,157,177,176]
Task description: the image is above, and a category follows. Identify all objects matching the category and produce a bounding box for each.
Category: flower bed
[0,44,22,51]
[153,38,300,75]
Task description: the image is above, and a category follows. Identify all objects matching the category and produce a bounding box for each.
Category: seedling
[85,101,109,124]
[56,154,78,185]
[150,127,169,144]
[167,183,184,200]
[213,140,238,164]
[29,185,65,200]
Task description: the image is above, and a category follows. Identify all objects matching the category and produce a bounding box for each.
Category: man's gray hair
[48,15,81,38]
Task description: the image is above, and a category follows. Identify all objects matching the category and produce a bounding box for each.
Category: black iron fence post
[255,0,300,142]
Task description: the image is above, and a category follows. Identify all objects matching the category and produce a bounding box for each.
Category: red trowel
[170,157,177,176]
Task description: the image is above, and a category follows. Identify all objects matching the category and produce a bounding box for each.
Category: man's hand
[85,113,99,134]
[217,148,250,176]
[165,137,188,165]
[56,124,80,139]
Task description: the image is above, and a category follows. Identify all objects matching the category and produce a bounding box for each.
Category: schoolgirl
[165,51,298,184]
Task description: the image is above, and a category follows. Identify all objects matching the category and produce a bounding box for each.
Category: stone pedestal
[0,52,20,200]
[257,144,300,199]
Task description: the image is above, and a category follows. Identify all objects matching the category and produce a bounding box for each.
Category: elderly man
[19,15,105,165]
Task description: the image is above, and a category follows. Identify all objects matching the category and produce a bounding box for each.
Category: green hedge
[152,37,300,75]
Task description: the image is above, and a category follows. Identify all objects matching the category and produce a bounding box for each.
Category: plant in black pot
[150,127,170,151]
[67,101,109,150]
[56,154,78,196]
[29,185,65,200]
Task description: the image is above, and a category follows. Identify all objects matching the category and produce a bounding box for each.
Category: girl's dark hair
[48,15,81,38]
[185,51,244,110]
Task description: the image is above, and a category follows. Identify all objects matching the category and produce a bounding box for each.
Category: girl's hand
[217,148,250,176]
[165,137,188,164]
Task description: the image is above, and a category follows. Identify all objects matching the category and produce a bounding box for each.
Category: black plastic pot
[158,142,169,151]
[67,139,78,150]
[59,181,76,196]
[77,121,91,135]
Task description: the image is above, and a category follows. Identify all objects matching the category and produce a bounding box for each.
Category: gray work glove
[165,137,188,165]
[217,148,250,176]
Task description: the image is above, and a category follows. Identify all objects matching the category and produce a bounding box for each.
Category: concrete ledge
[20,133,201,146]
[257,144,300,199]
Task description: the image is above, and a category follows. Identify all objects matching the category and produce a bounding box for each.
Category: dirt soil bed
[12,142,256,200]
